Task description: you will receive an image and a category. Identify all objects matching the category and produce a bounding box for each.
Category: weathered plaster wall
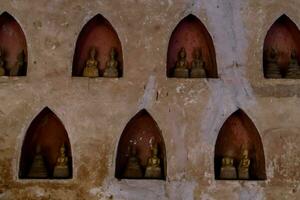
[0,0,299,199]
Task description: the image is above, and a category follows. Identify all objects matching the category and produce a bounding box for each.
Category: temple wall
[0,0,299,199]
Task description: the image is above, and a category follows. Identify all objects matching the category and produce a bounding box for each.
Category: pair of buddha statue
[0,49,26,76]
[173,47,207,78]
[82,47,119,78]
[265,48,300,78]
[123,144,162,179]
[27,144,70,178]
[219,149,250,180]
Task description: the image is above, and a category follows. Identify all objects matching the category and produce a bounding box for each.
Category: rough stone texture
[0,0,300,199]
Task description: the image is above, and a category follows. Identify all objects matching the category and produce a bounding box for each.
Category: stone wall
[0,0,299,199]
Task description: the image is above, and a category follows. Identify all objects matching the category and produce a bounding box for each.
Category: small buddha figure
[123,144,143,178]
[144,144,162,179]
[53,144,70,178]
[219,156,237,179]
[27,145,48,178]
[103,48,119,78]
[190,48,207,78]
[82,47,99,77]
[10,50,26,76]
[173,47,189,78]
[285,50,300,79]
[238,149,250,179]
[265,48,282,78]
[0,49,6,76]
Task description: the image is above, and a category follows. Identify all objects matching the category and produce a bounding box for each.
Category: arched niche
[19,107,72,179]
[0,12,27,76]
[72,14,123,77]
[167,14,217,78]
[263,14,300,78]
[115,109,166,180]
[214,109,266,180]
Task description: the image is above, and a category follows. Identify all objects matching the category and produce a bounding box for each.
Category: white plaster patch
[167,180,196,200]
[239,183,265,200]
[138,75,157,110]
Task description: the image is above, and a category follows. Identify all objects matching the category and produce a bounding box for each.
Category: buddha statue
[103,48,119,78]
[82,47,99,77]
[173,47,189,78]
[219,156,237,179]
[27,145,48,178]
[265,48,282,78]
[123,144,143,178]
[144,144,162,179]
[238,149,250,179]
[10,50,26,76]
[0,49,6,76]
[53,144,70,178]
[285,50,300,79]
[190,48,207,78]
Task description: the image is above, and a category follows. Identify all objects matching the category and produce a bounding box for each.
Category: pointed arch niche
[19,107,72,179]
[0,12,27,76]
[263,14,300,78]
[115,109,166,180]
[72,14,123,77]
[167,14,217,78]
[214,109,266,180]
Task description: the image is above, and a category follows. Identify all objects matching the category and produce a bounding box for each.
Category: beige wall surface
[0,0,299,199]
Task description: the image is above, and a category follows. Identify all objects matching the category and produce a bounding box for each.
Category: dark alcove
[214,109,266,180]
[19,107,72,179]
[0,12,27,76]
[72,14,123,77]
[115,109,167,180]
[263,14,300,78]
[167,14,217,78]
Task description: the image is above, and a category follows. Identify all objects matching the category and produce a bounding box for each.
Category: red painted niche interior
[167,14,217,78]
[72,14,123,77]
[0,12,27,76]
[19,107,72,179]
[115,109,166,180]
[214,109,266,180]
[263,14,300,77]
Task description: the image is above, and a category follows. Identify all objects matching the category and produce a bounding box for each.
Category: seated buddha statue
[0,49,6,76]
[173,47,189,78]
[10,50,26,76]
[82,47,99,77]
[219,156,237,179]
[238,149,250,179]
[27,145,48,178]
[144,144,162,179]
[123,144,143,178]
[285,49,300,79]
[103,48,119,78]
[190,48,207,78]
[53,144,70,178]
[265,48,282,78]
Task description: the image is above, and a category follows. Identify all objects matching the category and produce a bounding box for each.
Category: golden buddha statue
[190,48,207,78]
[123,144,143,179]
[173,47,189,78]
[144,144,162,179]
[220,156,237,179]
[285,49,300,79]
[10,50,26,76]
[103,48,119,78]
[265,48,282,78]
[53,144,70,178]
[27,145,48,178]
[0,49,6,76]
[238,149,250,179]
[82,47,99,77]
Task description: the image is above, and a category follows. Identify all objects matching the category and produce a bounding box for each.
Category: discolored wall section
[0,0,299,200]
